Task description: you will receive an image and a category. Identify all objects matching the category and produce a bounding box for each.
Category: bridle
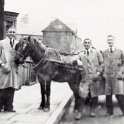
[16,37,48,70]
[15,50,24,58]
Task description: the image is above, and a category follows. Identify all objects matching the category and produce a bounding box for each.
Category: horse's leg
[70,84,82,111]
[39,82,45,110]
[38,76,46,110]
[68,82,83,120]
[44,80,51,112]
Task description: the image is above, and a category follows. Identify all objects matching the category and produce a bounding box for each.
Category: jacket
[78,47,104,97]
[103,48,124,95]
[0,37,20,89]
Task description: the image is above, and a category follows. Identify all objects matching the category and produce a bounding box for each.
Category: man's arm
[97,50,104,74]
[97,51,104,65]
[121,50,124,66]
[0,44,7,65]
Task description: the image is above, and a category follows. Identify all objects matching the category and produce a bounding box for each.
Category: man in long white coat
[103,35,124,116]
[0,28,19,112]
[78,38,104,117]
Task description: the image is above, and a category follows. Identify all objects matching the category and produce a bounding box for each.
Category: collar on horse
[33,54,47,71]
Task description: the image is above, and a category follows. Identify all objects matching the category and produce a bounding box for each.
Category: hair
[107,35,114,39]
[107,35,115,43]
[83,38,91,43]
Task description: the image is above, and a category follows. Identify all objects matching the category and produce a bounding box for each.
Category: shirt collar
[108,47,116,52]
[85,47,93,52]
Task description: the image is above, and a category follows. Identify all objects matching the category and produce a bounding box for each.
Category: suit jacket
[78,47,104,96]
[79,47,103,76]
[103,48,124,95]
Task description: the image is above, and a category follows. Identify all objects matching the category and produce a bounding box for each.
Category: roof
[42,19,74,33]
[4,11,19,17]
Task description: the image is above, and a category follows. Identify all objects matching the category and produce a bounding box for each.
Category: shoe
[90,107,96,117]
[90,112,96,117]
[105,113,114,117]
[0,106,4,112]
[4,109,16,112]
[74,111,82,120]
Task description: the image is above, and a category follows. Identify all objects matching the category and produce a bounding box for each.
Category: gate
[18,60,36,86]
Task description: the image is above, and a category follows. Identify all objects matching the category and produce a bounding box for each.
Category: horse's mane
[16,36,62,63]
[15,37,26,51]
[29,37,62,61]
[29,38,46,56]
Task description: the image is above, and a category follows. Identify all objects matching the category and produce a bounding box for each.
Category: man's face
[107,36,114,48]
[7,29,16,39]
[83,39,91,49]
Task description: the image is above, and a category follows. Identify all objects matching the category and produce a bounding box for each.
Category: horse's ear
[15,43,18,51]
[27,36,31,42]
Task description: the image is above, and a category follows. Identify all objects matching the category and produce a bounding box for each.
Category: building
[4,11,42,42]
[42,19,78,54]
[16,33,42,41]
[4,11,19,37]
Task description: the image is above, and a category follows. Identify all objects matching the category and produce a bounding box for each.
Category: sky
[5,0,124,50]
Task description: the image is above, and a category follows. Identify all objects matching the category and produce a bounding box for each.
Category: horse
[15,36,86,119]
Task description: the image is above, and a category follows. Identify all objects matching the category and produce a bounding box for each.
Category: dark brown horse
[15,36,86,119]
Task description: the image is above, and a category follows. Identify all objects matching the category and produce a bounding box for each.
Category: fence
[18,61,36,86]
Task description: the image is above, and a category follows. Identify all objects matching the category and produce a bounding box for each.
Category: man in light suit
[0,27,20,112]
[78,38,103,117]
[103,35,124,116]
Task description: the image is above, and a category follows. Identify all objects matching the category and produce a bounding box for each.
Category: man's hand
[96,72,101,76]
[1,64,11,74]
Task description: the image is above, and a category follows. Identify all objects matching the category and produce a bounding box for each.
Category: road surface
[60,98,124,124]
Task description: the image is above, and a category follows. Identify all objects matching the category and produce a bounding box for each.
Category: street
[60,99,124,124]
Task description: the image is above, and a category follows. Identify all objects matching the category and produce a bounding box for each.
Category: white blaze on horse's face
[23,42,27,50]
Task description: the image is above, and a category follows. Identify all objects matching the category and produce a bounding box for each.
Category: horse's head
[15,36,46,65]
[15,36,32,65]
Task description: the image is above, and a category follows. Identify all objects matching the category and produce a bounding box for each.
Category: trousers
[0,87,15,111]
[106,94,124,115]
[85,90,98,108]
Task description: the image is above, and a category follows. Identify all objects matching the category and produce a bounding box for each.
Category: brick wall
[43,31,74,53]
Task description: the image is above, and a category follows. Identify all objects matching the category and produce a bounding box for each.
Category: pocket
[1,65,11,74]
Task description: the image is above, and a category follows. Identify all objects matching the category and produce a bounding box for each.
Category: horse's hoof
[74,111,82,120]
[73,109,78,113]
[43,108,50,112]
[38,106,43,110]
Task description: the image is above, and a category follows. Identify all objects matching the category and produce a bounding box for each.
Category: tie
[10,38,14,48]
[86,49,89,56]
[110,48,113,53]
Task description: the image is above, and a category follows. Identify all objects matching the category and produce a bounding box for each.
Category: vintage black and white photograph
[0,0,124,124]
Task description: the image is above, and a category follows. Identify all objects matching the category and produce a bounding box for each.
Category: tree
[0,0,4,40]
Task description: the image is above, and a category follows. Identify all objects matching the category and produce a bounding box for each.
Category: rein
[33,54,46,70]
[15,50,24,58]
[15,50,29,68]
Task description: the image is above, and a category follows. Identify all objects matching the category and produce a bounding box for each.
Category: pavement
[0,81,119,124]
[0,82,73,124]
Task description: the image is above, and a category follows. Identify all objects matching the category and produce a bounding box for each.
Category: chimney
[0,0,4,40]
